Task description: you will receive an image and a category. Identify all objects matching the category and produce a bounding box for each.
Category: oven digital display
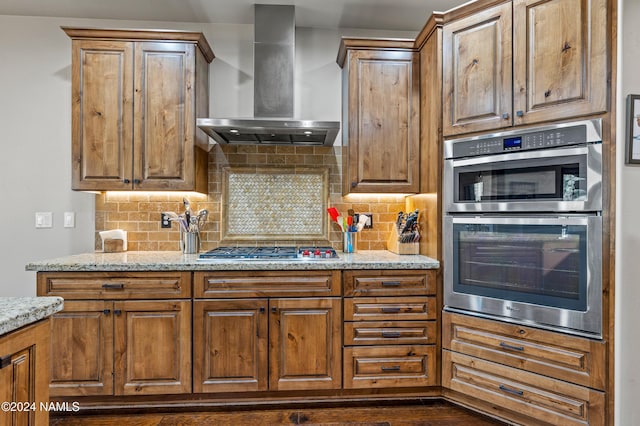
[503,136,522,149]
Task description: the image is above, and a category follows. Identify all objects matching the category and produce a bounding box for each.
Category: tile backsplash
[95,145,406,252]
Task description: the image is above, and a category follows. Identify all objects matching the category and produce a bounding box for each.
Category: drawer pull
[0,355,11,369]
[499,384,524,396]
[102,283,125,290]
[381,307,401,313]
[381,365,401,372]
[381,281,401,287]
[499,342,525,352]
[381,332,401,338]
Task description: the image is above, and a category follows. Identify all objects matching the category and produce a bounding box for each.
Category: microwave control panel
[449,124,589,159]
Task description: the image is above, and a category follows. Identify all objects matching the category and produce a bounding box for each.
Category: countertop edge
[0,297,64,336]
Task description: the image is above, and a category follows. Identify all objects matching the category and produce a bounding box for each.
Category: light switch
[35,212,53,228]
[64,212,75,228]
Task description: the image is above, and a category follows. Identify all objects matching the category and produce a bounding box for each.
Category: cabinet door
[269,298,342,390]
[193,300,268,393]
[114,300,191,395]
[49,301,114,396]
[513,0,607,125]
[133,42,196,190]
[442,2,513,136]
[0,320,50,426]
[71,40,134,190]
[344,50,420,193]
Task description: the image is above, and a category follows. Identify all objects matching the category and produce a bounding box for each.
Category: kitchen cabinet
[442,311,605,425]
[63,28,214,192]
[337,38,420,194]
[442,0,607,136]
[0,320,50,426]
[38,272,192,396]
[342,270,438,389]
[193,271,342,392]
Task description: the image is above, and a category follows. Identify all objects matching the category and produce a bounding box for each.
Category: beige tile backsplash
[95,145,406,252]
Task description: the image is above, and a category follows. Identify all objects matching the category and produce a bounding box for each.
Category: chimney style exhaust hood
[197,5,340,147]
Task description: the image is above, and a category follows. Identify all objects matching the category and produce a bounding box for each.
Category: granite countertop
[0,297,63,336]
[25,250,440,272]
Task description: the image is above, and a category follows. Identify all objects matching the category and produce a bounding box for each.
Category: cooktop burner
[198,246,338,260]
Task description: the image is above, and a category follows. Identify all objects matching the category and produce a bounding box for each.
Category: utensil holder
[343,232,358,253]
[181,231,200,254]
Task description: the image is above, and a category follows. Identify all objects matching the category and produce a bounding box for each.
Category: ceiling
[0,0,468,31]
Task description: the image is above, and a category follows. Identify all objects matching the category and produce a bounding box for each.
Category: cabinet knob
[351,182,357,188]
[103,309,111,315]
[114,309,122,316]
[133,179,141,185]
[123,179,131,184]
[259,307,265,313]
[271,306,277,313]
[502,113,510,120]
[516,110,524,117]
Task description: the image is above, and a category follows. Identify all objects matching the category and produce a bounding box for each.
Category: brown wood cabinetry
[193,272,342,393]
[442,312,605,425]
[63,28,213,192]
[38,272,192,396]
[0,320,51,426]
[343,270,437,389]
[337,39,420,194]
[442,0,607,136]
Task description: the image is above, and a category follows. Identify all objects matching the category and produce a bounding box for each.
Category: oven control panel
[446,121,597,159]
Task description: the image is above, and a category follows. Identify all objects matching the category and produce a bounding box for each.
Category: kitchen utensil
[183,197,191,223]
[356,214,368,232]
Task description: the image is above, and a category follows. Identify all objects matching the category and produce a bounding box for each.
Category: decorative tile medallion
[222,166,329,241]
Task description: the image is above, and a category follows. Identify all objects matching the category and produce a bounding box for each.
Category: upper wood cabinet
[63,28,214,192]
[442,0,607,136]
[337,38,420,194]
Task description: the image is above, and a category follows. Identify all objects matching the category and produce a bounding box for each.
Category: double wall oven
[443,119,603,338]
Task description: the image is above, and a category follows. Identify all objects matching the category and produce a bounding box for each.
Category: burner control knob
[314,249,321,257]
[325,249,333,258]
[302,250,310,257]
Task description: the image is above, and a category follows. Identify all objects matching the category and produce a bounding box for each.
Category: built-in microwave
[444,215,602,338]
[444,119,602,213]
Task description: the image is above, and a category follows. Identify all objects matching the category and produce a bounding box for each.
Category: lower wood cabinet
[343,270,438,389]
[193,297,342,393]
[0,319,51,426]
[442,312,606,425]
[443,351,604,426]
[39,271,193,397]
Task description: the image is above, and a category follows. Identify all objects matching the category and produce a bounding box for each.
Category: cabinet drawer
[37,272,191,299]
[344,346,436,389]
[344,321,436,346]
[344,297,436,321]
[343,270,435,296]
[443,351,604,426]
[194,271,340,298]
[442,312,605,390]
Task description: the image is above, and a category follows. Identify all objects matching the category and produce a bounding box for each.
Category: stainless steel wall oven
[443,119,603,338]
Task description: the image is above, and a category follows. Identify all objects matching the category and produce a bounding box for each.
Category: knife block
[386,229,419,255]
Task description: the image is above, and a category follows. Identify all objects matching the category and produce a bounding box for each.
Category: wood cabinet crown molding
[336,37,416,68]
[61,26,214,63]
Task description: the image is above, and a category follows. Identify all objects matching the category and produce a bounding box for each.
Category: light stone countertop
[0,297,63,336]
[25,250,439,272]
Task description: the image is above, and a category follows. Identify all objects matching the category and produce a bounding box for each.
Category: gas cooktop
[197,246,339,261]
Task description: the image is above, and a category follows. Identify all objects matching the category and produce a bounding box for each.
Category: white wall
[617,0,640,424]
[0,14,414,298]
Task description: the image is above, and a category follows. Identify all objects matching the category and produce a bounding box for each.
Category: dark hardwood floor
[50,401,507,425]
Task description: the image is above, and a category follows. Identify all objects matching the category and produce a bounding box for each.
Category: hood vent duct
[197,4,340,147]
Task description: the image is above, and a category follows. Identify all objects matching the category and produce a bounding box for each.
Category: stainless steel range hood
[197,4,340,147]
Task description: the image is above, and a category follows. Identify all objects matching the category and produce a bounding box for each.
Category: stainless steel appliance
[443,119,603,338]
[444,215,602,337]
[444,119,602,213]
[198,246,338,261]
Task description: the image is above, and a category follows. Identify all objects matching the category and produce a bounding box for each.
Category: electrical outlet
[355,213,374,229]
[161,213,172,229]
